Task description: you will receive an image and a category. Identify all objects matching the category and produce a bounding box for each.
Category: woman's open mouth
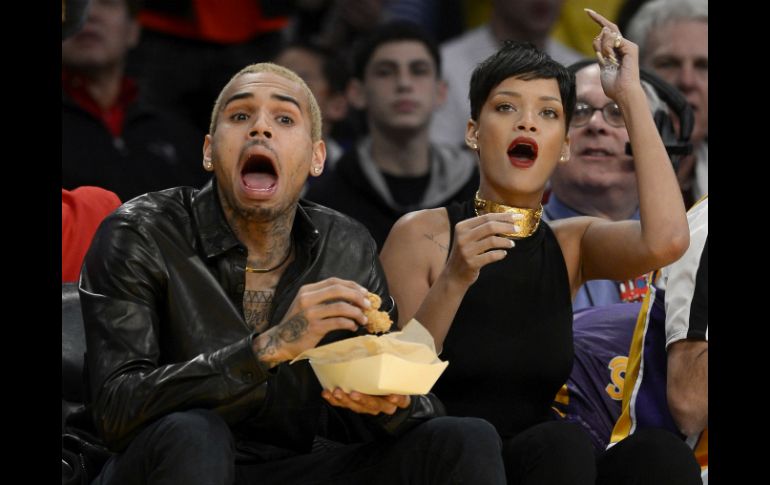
[508,137,538,168]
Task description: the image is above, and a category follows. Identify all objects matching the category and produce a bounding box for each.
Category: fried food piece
[365,309,392,334]
[364,292,392,334]
[366,292,382,310]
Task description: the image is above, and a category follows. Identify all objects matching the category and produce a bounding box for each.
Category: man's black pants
[93,409,506,485]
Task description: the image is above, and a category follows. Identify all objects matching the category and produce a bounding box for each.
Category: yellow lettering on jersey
[551,384,569,418]
[605,356,628,401]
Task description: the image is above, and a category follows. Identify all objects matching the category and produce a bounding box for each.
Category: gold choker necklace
[245,242,293,274]
[473,191,543,239]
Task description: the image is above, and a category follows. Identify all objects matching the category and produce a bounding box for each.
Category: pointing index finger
[584,8,616,31]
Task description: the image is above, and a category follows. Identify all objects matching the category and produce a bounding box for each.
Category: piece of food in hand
[364,292,392,334]
[365,309,392,334]
[366,292,382,310]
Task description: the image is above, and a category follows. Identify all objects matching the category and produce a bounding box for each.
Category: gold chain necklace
[245,241,293,274]
[473,191,543,239]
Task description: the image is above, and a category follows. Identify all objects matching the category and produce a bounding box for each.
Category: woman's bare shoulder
[382,208,452,259]
[390,208,450,240]
[382,208,452,285]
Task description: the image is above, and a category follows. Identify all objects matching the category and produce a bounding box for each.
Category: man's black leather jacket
[79,180,444,456]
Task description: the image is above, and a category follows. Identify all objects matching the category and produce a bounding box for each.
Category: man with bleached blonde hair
[77,62,506,485]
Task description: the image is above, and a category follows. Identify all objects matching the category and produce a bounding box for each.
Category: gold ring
[613,33,623,48]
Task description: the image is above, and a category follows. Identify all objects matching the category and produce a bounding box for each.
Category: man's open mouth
[241,154,277,191]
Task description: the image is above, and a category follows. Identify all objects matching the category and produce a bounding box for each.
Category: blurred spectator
[610,197,708,483]
[551,0,625,57]
[552,301,643,451]
[62,0,209,201]
[546,64,696,454]
[300,0,386,52]
[383,0,465,43]
[62,187,121,282]
[627,0,707,207]
[544,62,681,310]
[306,21,478,250]
[62,0,91,39]
[430,0,585,147]
[289,0,465,47]
[458,0,493,30]
[616,0,650,33]
[128,0,289,133]
[273,41,351,172]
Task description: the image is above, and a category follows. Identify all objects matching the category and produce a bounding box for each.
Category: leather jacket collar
[193,179,321,260]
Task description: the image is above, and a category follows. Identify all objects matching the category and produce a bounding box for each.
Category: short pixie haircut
[468,41,576,127]
[209,63,323,143]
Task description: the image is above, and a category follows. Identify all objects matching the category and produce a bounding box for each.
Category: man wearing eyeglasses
[544,55,689,435]
[544,61,664,309]
[544,60,684,457]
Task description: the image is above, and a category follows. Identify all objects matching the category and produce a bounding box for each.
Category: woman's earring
[203,158,213,171]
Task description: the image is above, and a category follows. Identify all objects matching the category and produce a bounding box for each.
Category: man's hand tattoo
[253,313,309,367]
[278,314,308,343]
[255,332,279,363]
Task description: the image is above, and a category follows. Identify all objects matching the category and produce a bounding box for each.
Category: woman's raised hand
[585,8,640,102]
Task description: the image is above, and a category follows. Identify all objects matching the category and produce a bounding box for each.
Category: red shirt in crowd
[62,186,122,282]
